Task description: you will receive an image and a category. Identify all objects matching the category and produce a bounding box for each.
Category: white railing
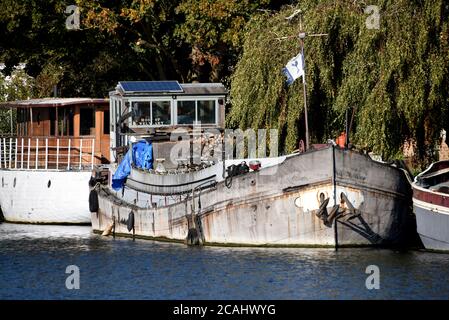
[0,137,95,171]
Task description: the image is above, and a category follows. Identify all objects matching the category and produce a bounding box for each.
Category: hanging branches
[229,0,449,167]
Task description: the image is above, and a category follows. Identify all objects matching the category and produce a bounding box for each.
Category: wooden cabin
[0,98,110,170]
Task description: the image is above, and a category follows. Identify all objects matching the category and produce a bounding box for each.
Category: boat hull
[412,160,449,251]
[92,147,411,247]
[414,200,449,251]
[0,170,92,224]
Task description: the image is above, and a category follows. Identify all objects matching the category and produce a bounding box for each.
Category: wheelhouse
[109,81,227,164]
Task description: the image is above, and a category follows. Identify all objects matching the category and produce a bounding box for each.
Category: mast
[281,10,327,151]
[299,32,309,150]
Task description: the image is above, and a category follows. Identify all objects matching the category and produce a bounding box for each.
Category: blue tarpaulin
[112,140,153,190]
[132,140,153,170]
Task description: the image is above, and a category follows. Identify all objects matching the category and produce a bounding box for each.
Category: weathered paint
[412,160,449,251]
[92,147,410,247]
[413,199,449,251]
[0,169,92,224]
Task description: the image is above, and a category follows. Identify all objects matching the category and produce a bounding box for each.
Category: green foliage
[0,0,147,97]
[77,0,289,82]
[35,60,66,98]
[229,1,449,166]
[1,0,448,168]
[174,0,274,82]
[0,65,34,134]
[77,0,186,82]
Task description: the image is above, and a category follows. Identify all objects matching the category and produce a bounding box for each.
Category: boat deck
[429,182,449,194]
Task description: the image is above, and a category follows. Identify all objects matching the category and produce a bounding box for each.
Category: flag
[282,49,305,85]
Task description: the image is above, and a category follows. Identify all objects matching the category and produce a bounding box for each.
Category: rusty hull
[92,146,410,247]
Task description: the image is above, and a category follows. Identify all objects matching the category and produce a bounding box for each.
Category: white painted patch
[298,186,364,213]
[0,170,92,223]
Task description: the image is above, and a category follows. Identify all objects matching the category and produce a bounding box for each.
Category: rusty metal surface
[92,147,411,247]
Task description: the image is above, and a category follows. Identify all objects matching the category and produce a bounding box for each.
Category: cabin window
[118,100,123,128]
[68,109,74,136]
[110,100,114,131]
[131,101,171,126]
[24,109,29,136]
[58,112,66,136]
[104,110,110,134]
[177,101,195,124]
[58,108,73,136]
[152,101,171,125]
[36,112,41,126]
[17,108,26,136]
[132,102,151,126]
[80,107,95,135]
[197,100,216,124]
[50,108,56,135]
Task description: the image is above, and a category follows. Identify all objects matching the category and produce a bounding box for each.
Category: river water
[0,223,448,300]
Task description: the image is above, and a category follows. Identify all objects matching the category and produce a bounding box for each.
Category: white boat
[0,98,110,224]
[412,161,449,251]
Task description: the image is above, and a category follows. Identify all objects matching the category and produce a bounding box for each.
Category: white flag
[282,50,305,85]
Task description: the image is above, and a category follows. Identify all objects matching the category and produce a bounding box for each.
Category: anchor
[338,192,361,222]
[185,187,205,246]
[316,192,362,227]
[316,192,383,245]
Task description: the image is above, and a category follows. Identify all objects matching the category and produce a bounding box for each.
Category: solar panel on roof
[119,81,183,93]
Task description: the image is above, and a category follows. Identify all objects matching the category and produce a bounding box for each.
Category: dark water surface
[0,223,448,300]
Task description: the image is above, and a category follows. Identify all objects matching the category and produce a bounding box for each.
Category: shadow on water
[0,222,448,300]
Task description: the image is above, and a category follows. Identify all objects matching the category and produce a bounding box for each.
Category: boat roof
[113,81,227,97]
[0,98,109,108]
[416,160,449,180]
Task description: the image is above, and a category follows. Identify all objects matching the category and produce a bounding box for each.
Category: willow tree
[229,0,449,168]
[175,0,289,82]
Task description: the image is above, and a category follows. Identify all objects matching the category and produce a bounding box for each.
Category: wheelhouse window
[197,100,216,124]
[152,101,171,125]
[131,101,171,126]
[132,101,151,126]
[176,100,217,125]
[177,101,195,124]
[125,97,219,127]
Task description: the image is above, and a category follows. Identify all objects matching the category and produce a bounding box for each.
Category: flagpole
[299,33,309,151]
[280,13,327,152]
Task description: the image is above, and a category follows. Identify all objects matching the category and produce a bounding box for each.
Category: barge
[90,81,411,247]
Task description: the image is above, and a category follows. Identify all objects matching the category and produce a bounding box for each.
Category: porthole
[294,196,302,208]
[317,191,329,204]
[320,192,325,203]
[47,180,51,188]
